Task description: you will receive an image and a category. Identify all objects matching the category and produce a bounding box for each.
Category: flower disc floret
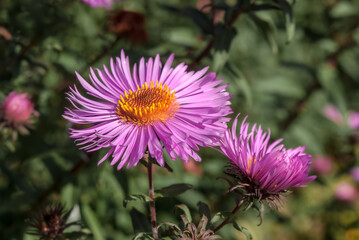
[63,50,232,169]
[117,81,178,125]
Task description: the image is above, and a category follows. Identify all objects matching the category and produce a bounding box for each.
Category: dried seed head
[27,203,72,239]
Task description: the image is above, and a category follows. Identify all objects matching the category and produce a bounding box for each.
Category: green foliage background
[1,0,359,239]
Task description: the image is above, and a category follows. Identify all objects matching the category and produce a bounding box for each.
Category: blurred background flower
[312,155,334,176]
[108,10,148,44]
[350,167,359,183]
[0,91,38,140]
[79,0,122,9]
[334,182,358,203]
[323,104,359,130]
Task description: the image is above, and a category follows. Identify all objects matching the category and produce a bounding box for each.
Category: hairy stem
[147,159,158,239]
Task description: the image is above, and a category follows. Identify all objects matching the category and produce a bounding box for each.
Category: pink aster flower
[219,115,316,208]
[79,0,122,9]
[63,50,232,169]
[0,91,38,137]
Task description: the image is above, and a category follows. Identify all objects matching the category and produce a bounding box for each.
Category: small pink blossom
[323,104,343,124]
[3,92,34,123]
[348,112,359,130]
[334,182,358,203]
[79,0,122,9]
[350,167,359,183]
[312,155,334,175]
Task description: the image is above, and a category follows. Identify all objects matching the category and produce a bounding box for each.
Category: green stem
[147,159,158,239]
[213,201,244,233]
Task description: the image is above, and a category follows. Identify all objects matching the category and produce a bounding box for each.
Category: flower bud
[3,92,34,123]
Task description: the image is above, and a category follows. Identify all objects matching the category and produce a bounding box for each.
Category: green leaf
[232,221,253,240]
[123,194,152,208]
[175,204,192,223]
[81,204,104,240]
[330,2,357,18]
[214,23,236,52]
[197,201,211,221]
[63,231,92,240]
[181,7,213,35]
[130,208,152,234]
[250,3,281,12]
[160,5,212,34]
[276,0,295,42]
[213,50,229,72]
[155,183,193,198]
[250,14,278,54]
[132,232,155,240]
[209,211,231,227]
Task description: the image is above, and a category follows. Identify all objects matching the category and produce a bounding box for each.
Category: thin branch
[213,200,244,233]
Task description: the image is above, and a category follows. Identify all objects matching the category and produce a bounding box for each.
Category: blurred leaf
[250,3,281,12]
[213,51,229,72]
[81,204,104,240]
[318,63,345,109]
[61,184,75,207]
[232,221,253,240]
[197,201,211,221]
[214,23,236,52]
[275,0,295,42]
[330,2,357,18]
[123,194,152,208]
[210,211,231,226]
[130,208,151,234]
[155,183,193,198]
[160,5,212,35]
[63,231,92,240]
[250,14,278,54]
[132,232,154,240]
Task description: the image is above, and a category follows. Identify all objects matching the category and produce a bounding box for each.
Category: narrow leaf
[197,201,211,221]
[276,0,295,42]
[155,184,193,198]
[130,208,152,233]
[81,204,104,240]
[175,204,192,223]
[232,221,253,240]
[123,194,152,208]
[250,14,278,54]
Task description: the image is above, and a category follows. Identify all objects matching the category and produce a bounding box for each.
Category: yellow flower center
[116,81,179,125]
